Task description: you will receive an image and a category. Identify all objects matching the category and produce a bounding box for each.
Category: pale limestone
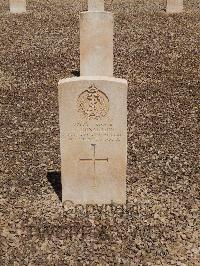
[166,0,183,13]
[58,76,127,205]
[80,11,113,77]
[58,0,127,205]
[88,0,104,11]
[9,0,26,13]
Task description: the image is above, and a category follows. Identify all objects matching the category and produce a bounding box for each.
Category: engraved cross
[80,144,108,187]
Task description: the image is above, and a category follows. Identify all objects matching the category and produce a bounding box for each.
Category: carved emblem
[77,84,109,120]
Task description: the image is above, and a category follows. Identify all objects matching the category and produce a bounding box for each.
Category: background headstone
[166,0,183,13]
[88,0,104,11]
[80,11,113,76]
[9,0,26,13]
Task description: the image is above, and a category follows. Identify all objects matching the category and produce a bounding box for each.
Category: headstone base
[58,76,127,205]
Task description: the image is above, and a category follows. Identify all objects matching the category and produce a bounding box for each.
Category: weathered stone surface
[166,0,183,13]
[88,0,104,11]
[9,0,26,13]
[80,11,113,77]
[58,76,127,204]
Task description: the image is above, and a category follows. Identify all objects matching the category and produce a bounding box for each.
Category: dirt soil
[0,0,199,265]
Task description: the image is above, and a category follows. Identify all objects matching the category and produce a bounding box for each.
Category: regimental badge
[77,84,109,120]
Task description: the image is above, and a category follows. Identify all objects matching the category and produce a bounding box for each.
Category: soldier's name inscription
[67,122,122,142]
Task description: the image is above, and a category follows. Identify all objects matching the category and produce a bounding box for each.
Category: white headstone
[58,0,127,205]
[58,77,127,205]
[9,0,26,13]
[166,0,183,13]
[80,11,113,77]
[80,0,113,77]
[88,0,104,11]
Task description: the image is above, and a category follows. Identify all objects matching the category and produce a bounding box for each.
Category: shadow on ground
[71,70,80,77]
[47,171,62,202]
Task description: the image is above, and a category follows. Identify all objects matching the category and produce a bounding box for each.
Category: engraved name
[67,122,122,142]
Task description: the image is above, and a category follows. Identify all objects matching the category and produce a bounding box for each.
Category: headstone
[88,0,104,11]
[58,0,127,205]
[166,0,183,13]
[9,0,26,13]
[80,2,113,76]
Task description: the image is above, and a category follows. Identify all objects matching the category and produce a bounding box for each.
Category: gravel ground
[0,0,199,265]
